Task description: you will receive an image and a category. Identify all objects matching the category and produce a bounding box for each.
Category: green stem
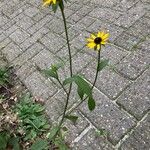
[54,3,73,138]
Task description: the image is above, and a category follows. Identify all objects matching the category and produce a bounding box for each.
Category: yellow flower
[86,31,109,51]
[43,0,56,6]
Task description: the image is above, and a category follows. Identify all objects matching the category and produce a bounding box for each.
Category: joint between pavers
[115,111,150,149]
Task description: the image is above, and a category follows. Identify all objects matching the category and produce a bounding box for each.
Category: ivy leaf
[88,97,96,111]
[98,59,109,71]
[31,139,48,150]
[65,115,78,124]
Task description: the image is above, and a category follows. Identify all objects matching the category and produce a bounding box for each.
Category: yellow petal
[87,42,96,49]
[102,33,109,39]
[91,34,96,39]
[101,41,106,45]
[97,32,101,37]
[87,38,94,42]
[43,0,51,6]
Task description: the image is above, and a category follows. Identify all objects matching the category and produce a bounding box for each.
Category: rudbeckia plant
[41,0,109,149]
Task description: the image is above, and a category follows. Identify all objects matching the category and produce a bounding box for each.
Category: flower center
[94,37,102,44]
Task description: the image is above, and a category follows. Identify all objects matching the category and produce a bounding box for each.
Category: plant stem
[54,4,73,138]
[66,49,101,115]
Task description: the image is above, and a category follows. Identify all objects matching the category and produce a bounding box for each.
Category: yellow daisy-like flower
[86,31,109,51]
[43,0,56,6]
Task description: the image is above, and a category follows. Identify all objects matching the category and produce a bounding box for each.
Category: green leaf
[98,59,109,71]
[9,137,20,150]
[77,87,84,100]
[54,137,69,150]
[88,97,96,111]
[63,75,92,98]
[31,139,48,150]
[47,126,59,140]
[0,132,10,150]
[65,115,78,124]
[43,69,58,79]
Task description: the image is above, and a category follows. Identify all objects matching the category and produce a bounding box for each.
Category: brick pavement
[0,0,150,149]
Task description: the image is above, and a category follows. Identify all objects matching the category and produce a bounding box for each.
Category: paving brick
[24,6,39,17]
[63,111,89,144]
[89,7,121,23]
[16,61,36,80]
[115,2,146,27]
[120,113,150,150]
[79,89,136,145]
[40,32,66,53]
[32,49,61,69]
[1,42,23,62]
[81,62,130,99]
[72,128,114,150]
[114,32,141,51]
[117,70,150,120]
[115,44,149,79]
[16,15,35,30]
[24,71,58,100]
[13,43,44,67]
[126,16,150,38]
[9,28,30,44]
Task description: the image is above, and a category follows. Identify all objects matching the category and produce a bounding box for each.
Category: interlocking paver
[0,0,149,149]
[79,89,136,145]
[115,39,150,79]
[120,113,150,150]
[117,70,150,120]
[72,128,114,150]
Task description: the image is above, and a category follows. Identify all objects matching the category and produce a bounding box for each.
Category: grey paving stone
[114,0,139,11]
[126,16,150,38]
[79,89,136,145]
[27,14,53,34]
[16,15,35,30]
[32,49,61,69]
[72,128,114,150]
[91,0,118,7]
[40,32,66,53]
[1,42,23,62]
[45,85,80,122]
[45,18,71,35]
[86,44,129,65]
[3,24,18,36]
[16,61,36,80]
[9,28,30,44]
[89,7,121,23]
[115,2,146,27]
[114,32,141,51]
[13,43,44,67]
[87,20,124,42]
[63,111,89,144]
[24,6,39,17]
[0,38,11,50]
[20,27,49,51]
[115,43,150,79]
[24,71,58,100]
[58,51,94,81]
[81,62,131,99]
[117,70,150,120]
[120,113,150,150]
